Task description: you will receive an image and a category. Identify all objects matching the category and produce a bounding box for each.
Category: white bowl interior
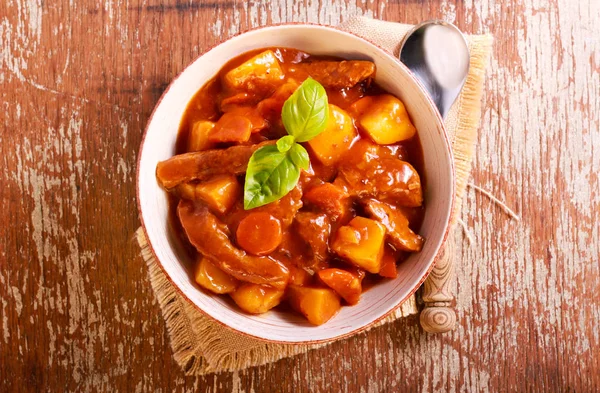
[138,25,453,343]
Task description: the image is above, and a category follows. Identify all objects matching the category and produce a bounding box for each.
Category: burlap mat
[135,17,493,375]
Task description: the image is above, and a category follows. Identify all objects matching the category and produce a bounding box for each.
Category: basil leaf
[289,143,309,170]
[281,77,329,142]
[244,144,302,210]
[276,135,295,152]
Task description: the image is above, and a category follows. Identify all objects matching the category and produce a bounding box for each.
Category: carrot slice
[379,249,398,278]
[236,212,282,256]
[317,268,362,305]
[209,113,252,143]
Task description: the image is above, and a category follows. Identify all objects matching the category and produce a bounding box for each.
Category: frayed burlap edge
[447,34,494,224]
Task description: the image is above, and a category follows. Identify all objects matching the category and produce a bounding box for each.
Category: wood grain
[0,0,598,392]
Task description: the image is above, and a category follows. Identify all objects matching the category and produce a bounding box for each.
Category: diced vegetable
[287,285,341,325]
[357,94,416,144]
[317,268,362,305]
[188,120,216,152]
[331,217,386,273]
[209,113,253,144]
[308,104,358,166]
[223,50,284,93]
[194,257,239,294]
[236,212,282,256]
[195,175,241,214]
[378,248,398,278]
[230,283,284,314]
[304,182,349,220]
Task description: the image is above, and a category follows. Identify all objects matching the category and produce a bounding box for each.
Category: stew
[156,47,426,325]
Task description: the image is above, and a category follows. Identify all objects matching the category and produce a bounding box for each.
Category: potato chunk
[209,113,253,144]
[188,120,216,152]
[317,268,362,305]
[308,104,358,166]
[287,285,341,325]
[230,283,284,314]
[331,217,386,273]
[195,175,241,214]
[194,257,239,294]
[357,94,416,144]
[223,50,284,93]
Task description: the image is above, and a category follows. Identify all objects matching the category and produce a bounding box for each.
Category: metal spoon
[400,21,469,334]
[399,20,470,118]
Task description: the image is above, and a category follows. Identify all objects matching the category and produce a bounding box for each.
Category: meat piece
[294,212,331,263]
[336,140,423,207]
[225,184,304,233]
[304,183,350,221]
[177,200,289,289]
[340,138,405,164]
[249,185,304,228]
[257,79,300,122]
[294,60,375,89]
[363,199,424,252]
[220,93,259,112]
[156,142,271,189]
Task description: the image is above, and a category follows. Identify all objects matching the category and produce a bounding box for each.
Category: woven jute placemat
[136,17,493,375]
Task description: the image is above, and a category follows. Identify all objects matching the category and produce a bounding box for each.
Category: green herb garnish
[243,77,328,209]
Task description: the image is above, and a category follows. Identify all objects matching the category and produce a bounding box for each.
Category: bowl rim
[136,22,455,344]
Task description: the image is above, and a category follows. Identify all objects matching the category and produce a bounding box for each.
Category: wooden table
[1,0,598,391]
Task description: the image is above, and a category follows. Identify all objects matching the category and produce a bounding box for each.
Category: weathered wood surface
[1,0,598,391]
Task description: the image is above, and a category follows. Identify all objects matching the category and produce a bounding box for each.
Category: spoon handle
[419,232,456,333]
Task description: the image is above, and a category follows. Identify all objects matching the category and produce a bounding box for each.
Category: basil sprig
[244,78,328,210]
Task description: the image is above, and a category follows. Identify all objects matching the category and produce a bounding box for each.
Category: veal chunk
[225,185,304,231]
[156,142,269,189]
[336,140,423,207]
[177,200,289,289]
[304,183,350,221]
[363,199,424,252]
[295,60,375,89]
[294,212,331,263]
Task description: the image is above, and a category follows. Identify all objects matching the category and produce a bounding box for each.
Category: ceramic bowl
[137,24,454,343]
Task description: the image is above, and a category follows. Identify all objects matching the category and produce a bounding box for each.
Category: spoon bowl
[400,20,470,118]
